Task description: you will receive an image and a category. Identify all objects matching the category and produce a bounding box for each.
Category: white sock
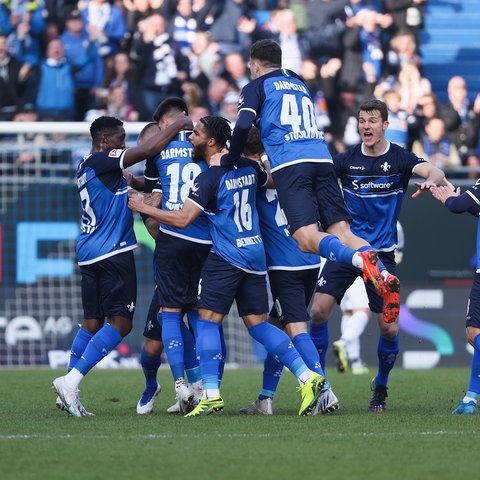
[298,369,313,386]
[65,368,84,389]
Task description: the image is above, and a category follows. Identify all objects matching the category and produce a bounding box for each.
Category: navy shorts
[466,273,480,328]
[272,162,352,235]
[154,230,210,309]
[268,267,319,326]
[198,253,269,316]
[80,250,137,321]
[316,251,396,314]
[143,288,163,341]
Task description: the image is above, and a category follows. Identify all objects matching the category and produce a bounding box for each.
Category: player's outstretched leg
[358,250,385,296]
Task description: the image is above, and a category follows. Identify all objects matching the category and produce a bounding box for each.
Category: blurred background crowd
[1,0,479,175]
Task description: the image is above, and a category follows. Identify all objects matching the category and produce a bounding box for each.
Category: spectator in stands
[170,0,198,57]
[36,38,75,120]
[208,0,254,55]
[217,89,239,126]
[439,75,480,166]
[61,10,104,121]
[204,76,230,115]
[383,89,409,148]
[188,30,222,90]
[408,92,439,148]
[131,12,190,118]
[79,0,127,61]
[9,102,42,165]
[220,51,249,90]
[382,0,426,48]
[104,84,139,121]
[104,51,145,119]
[397,60,431,115]
[411,116,461,172]
[0,33,27,119]
[2,0,45,104]
[384,28,421,78]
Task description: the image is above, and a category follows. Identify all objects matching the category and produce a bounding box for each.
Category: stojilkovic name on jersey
[160,146,192,159]
[352,179,393,190]
[284,129,324,142]
[165,201,182,210]
[225,174,255,190]
[236,234,262,248]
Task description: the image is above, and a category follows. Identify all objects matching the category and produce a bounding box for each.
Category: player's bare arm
[411,162,445,198]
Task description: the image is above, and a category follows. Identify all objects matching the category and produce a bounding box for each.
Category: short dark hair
[90,116,123,141]
[199,116,232,148]
[152,97,188,122]
[250,39,282,69]
[243,126,264,157]
[138,122,160,144]
[358,99,389,122]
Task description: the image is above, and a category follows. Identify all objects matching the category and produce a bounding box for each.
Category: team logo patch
[109,149,122,158]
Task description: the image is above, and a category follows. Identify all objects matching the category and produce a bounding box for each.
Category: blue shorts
[268,267,319,326]
[198,253,269,316]
[143,288,163,341]
[80,251,137,321]
[272,162,352,235]
[316,251,396,314]
[154,231,210,309]
[466,273,480,328]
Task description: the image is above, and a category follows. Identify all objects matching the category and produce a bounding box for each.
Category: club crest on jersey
[127,302,135,312]
[109,149,122,158]
[380,161,391,172]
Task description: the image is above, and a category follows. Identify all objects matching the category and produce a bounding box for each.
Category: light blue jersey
[227,69,332,172]
[188,157,268,273]
[76,148,137,265]
[144,131,211,244]
[256,187,320,270]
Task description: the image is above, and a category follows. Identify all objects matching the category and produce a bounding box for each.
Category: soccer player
[332,222,405,376]
[144,97,211,414]
[431,178,480,415]
[238,127,338,416]
[52,113,193,417]
[129,116,325,416]
[310,99,445,412]
[215,39,397,326]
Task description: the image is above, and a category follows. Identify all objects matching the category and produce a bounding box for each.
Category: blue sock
[180,318,198,371]
[248,322,307,378]
[261,352,283,398]
[376,334,399,387]
[358,245,386,273]
[161,311,185,381]
[318,235,356,265]
[197,319,222,391]
[310,322,329,370]
[218,324,227,385]
[140,346,161,389]
[187,309,198,338]
[156,312,162,326]
[293,332,326,377]
[68,327,93,371]
[467,334,480,395]
[74,323,123,376]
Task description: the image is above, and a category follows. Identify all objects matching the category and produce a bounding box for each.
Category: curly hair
[199,116,232,148]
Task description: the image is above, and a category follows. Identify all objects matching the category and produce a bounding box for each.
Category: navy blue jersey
[334,142,427,250]
[76,148,137,265]
[144,131,211,244]
[230,69,332,172]
[256,186,320,270]
[457,180,480,271]
[188,157,268,273]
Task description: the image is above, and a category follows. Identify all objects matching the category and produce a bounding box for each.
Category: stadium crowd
[0,0,479,174]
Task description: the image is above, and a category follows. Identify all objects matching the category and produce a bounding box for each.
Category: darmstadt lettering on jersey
[225,174,256,190]
[236,234,262,247]
[160,147,193,160]
[273,80,308,93]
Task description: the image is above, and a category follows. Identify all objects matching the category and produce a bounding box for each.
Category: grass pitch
[0,367,479,480]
